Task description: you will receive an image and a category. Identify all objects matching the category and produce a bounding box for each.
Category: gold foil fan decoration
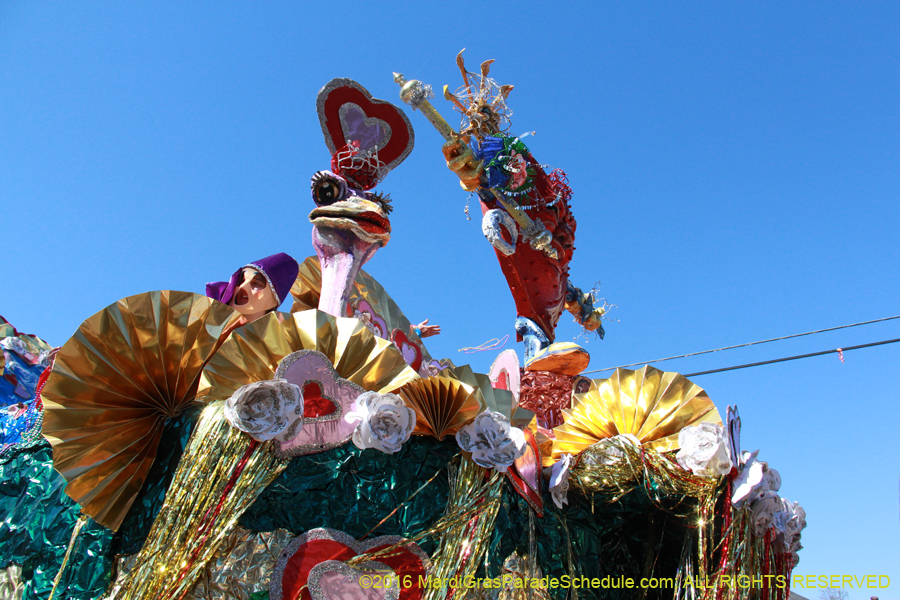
[442,363,534,427]
[197,309,418,402]
[289,256,441,364]
[41,290,240,531]
[396,375,481,440]
[550,365,721,464]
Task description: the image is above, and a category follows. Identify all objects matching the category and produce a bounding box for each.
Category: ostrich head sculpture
[309,78,415,318]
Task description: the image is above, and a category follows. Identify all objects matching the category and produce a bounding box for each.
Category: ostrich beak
[309,198,391,246]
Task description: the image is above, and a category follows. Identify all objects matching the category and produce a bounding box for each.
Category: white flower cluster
[733,450,805,567]
[347,392,416,454]
[455,410,527,472]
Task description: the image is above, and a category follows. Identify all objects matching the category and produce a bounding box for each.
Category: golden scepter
[393,69,556,259]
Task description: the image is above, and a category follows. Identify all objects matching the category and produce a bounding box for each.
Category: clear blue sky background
[2,2,898,597]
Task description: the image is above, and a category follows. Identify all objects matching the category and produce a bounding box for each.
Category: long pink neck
[313,226,380,318]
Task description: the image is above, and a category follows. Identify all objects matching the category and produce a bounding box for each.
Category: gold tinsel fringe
[105,402,286,600]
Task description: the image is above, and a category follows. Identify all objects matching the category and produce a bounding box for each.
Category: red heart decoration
[318,79,415,177]
[390,329,423,373]
[302,381,339,419]
[270,528,429,600]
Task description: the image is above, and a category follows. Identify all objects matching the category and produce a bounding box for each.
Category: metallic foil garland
[105,402,287,600]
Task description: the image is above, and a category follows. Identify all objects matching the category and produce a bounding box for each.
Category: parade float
[0,53,805,600]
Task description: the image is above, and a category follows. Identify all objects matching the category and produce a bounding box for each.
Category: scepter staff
[393,72,556,259]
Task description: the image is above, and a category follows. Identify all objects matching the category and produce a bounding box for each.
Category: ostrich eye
[311,173,345,206]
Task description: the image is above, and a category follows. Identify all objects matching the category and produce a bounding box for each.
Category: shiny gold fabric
[551,366,721,463]
[197,309,419,401]
[106,402,287,600]
[289,256,441,364]
[41,291,240,531]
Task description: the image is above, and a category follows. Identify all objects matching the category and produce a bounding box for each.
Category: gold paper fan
[196,309,419,402]
[441,364,534,427]
[41,291,240,531]
[289,256,439,363]
[551,365,722,463]
[396,375,482,440]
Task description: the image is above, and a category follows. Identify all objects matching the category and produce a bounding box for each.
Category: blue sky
[2,2,898,596]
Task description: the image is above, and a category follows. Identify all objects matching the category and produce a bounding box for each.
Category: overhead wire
[583,314,900,375]
[683,337,900,377]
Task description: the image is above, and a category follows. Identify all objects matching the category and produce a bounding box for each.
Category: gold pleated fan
[396,376,481,440]
[289,256,439,363]
[442,364,535,427]
[551,366,721,463]
[196,309,419,402]
[41,291,240,531]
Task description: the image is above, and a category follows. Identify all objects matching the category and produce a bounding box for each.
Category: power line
[683,337,900,377]
[583,314,900,375]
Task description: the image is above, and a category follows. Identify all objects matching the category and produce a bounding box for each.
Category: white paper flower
[749,490,782,537]
[761,463,781,493]
[224,378,304,443]
[781,498,807,551]
[549,454,573,509]
[675,422,733,477]
[455,410,527,472]
[347,392,416,454]
[582,434,641,466]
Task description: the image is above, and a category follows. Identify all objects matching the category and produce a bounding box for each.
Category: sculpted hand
[442,137,483,192]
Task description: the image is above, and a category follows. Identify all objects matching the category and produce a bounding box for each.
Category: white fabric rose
[224,378,304,443]
[549,454,573,509]
[347,392,416,454]
[732,451,764,507]
[676,422,733,477]
[750,490,782,537]
[455,410,527,472]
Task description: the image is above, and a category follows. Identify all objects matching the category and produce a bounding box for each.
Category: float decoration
[40,291,240,531]
[396,375,481,441]
[550,365,721,464]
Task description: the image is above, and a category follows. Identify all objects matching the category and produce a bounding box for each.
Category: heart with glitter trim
[274,350,363,458]
[317,79,415,181]
[390,329,423,373]
[270,527,429,600]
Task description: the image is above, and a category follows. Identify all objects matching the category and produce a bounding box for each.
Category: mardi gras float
[0,53,806,600]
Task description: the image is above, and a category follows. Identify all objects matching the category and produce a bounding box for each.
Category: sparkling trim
[245,263,281,306]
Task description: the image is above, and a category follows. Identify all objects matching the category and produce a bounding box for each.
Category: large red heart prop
[270,528,429,600]
[317,79,415,177]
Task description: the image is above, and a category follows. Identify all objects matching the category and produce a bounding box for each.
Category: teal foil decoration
[240,436,458,556]
[0,440,113,600]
